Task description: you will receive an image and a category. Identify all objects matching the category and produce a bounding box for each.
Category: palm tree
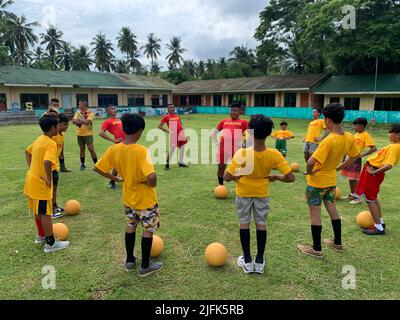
[116,27,137,62]
[0,0,13,18]
[128,49,141,73]
[91,33,115,72]
[166,36,186,70]
[181,59,196,77]
[150,61,162,74]
[40,25,65,70]
[57,42,73,71]
[1,13,38,65]
[229,45,255,65]
[31,46,43,66]
[112,59,130,74]
[71,45,92,71]
[142,33,161,69]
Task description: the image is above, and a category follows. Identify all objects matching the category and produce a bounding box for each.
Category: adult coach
[72,99,97,170]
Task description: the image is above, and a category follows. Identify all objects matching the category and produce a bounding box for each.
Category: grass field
[0,115,399,300]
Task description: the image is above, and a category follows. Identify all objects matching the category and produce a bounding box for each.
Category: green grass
[0,115,399,300]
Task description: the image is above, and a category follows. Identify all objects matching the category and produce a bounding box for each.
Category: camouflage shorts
[124,205,160,233]
[306,186,336,207]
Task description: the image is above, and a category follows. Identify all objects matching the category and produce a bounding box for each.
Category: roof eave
[174,88,311,94]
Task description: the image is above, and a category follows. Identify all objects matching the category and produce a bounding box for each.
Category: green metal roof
[175,74,328,94]
[314,74,400,94]
[0,66,175,90]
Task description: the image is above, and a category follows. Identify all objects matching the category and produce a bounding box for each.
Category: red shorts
[217,143,241,165]
[355,163,385,202]
[170,131,187,148]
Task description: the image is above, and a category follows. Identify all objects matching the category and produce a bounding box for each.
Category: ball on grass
[291,163,300,172]
[335,187,342,200]
[151,235,165,258]
[205,243,228,267]
[53,223,69,241]
[64,200,81,216]
[356,211,375,229]
[214,185,229,199]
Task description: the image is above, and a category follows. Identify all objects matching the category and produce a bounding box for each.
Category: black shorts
[52,171,59,186]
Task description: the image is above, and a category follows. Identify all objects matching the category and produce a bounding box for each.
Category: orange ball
[356,211,375,229]
[53,223,69,241]
[335,187,342,200]
[291,163,300,172]
[214,185,229,199]
[151,235,165,258]
[64,200,81,216]
[205,243,228,267]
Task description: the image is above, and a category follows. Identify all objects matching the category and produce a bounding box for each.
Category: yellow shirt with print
[73,111,94,136]
[304,119,326,143]
[24,135,58,201]
[354,131,375,153]
[95,143,158,210]
[227,148,292,198]
[272,130,295,140]
[307,132,359,188]
[52,133,64,171]
[368,143,400,168]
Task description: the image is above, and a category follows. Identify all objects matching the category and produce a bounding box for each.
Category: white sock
[375,224,384,231]
[179,147,185,164]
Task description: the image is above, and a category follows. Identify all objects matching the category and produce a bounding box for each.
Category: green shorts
[306,186,336,206]
[77,135,94,146]
[275,139,287,156]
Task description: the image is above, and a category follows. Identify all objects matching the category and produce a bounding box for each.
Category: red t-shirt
[216,118,248,146]
[160,114,184,133]
[100,118,126,142]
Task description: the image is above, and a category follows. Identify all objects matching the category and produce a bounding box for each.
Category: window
[162,95,168,107]
[0,93,6,111]
[344,97,360,110]
[375,97,400,111]
[20,94,49,109]
[76,94,89,107]
[330,97,340,103]
[228,94,247,106]
[179,96,187,107]
[127,94,145,106]
[213,95,222,106]
[284,93,297,107]
[254,94,276,107]
[188,95,201,106]
[151,95,160,107]
[98,94,118,107]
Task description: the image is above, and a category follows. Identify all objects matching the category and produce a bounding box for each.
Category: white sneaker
[44,240,70,253]
[237,256,254,274]
[253,259,266,274]
[350,198,362,205]
[35,235,46,245]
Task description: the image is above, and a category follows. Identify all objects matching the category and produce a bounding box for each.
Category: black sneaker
[179,163,189,168]
[363,227,386,236]
[109,180,116,190]
[139,262,164,277]
[165,166,170,171]
[125,258,137,272]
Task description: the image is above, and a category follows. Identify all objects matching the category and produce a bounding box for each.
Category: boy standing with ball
[94,113,163,277]
[224,115,295,274]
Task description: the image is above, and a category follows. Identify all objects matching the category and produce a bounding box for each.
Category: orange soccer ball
[291,163,300,172]
[205,243,228,267]
[335,187,342,200]
[151,235,165,258]
[356,211,375,229]
[214,185,229,199]
[53,223,69,241]
[64,200,81,216]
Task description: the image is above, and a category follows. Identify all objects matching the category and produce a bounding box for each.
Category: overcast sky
[9,0,268,68]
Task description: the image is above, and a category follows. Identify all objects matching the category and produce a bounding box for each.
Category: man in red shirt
[212,102,249,185]
[99,105,126,189]
[158,103,189,170]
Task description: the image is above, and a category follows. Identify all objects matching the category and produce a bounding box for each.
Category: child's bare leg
[324,200,342,245]
[52,184,57,208]
[367,201,382,225]
[87,143,97,163]
[349,180,358,195]
[240,223,252,263]
[40,215,53,237]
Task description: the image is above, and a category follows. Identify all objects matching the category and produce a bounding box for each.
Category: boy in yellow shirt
[94,113,163,277]
[73,99,97,170]
[298,103,360,258]
[355,123,400,235]
[303,108,329,163]
[271,121,295,158]
[224,115,295,274]
[24,114,70,253]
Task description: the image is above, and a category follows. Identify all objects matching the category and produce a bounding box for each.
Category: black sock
[110,179,116,186]
[240,229,251,263]
[331,219,342,245]
[311,225,322,252]
[46,234,55,246]
[60,159,65,166]
[218,177,224,185]
[92,158,97,164]
[80,157,85,165]
[125,232,136,263]
[141,237,153,269]
[256,230,267,264]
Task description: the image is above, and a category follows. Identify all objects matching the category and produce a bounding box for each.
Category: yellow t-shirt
[95,143,158,210]
[272,130,295,140]
[307,132,359,188]
[52,133,64,171]
[24,135,58,200]
[354,131,375,153]
[368,143,400,168]
[227,148,292,198]
[304,119,326,143]
[73,111,94,136]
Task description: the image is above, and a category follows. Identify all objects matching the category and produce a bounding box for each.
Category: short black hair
[40,114,59,133]
[280,121,288,126]
[58,113,69,124]
[121,113,145,135]
[230,101,242,109]
[323,103,345,124]
[50,98,59,103]
[79,99,88,104]
[314,107,322,114]
[168,103,175,107]
[249,114,274,139]
[389,123,400,134]
[105,104,114,109]
[353,117,368,127]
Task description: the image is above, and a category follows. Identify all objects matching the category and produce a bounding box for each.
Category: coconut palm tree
[112,59,130,74]
[166,36,186,70]
[57,42,73,71]
[150,61,162,74]
[142,33,161,69]
[91,33,115,72]
[0,0,13,18]
[31,46,43,66]
[128,49,141,73]
[116,27,137,63]
[1,13,38,65]
[40,25,65,70]
[71,45,93,71]
[229,45,255,65]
